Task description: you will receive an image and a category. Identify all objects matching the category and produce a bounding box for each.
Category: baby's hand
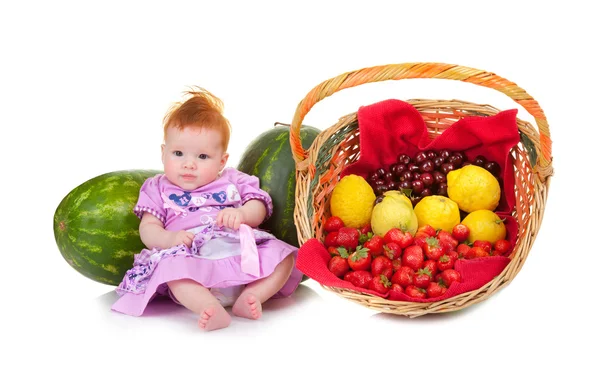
[170,230,195,248]
[216,208,246,230]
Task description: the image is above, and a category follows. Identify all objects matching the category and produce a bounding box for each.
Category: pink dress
[111,168,302,316]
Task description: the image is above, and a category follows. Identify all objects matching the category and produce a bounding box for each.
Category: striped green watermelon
[237,123,320,248]
[53,170,161,286]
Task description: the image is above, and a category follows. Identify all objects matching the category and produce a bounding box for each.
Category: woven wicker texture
[290,63,553,317]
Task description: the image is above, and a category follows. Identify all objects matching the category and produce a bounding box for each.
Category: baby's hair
[163,86,231,151]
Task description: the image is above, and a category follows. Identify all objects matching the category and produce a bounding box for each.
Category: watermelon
[237,123,320,248]
[53,169,161,286]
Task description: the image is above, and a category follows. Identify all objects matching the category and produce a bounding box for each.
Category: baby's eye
[198,154,208,160]
[173,151,183,157]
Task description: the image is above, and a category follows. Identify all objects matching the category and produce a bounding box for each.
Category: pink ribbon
[239,224,260,277]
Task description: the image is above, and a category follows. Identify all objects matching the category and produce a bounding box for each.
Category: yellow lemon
[461,209,506,244]
[447,165,501,213]
[371,191,418,236]
[330,174,376,229]
[413,195,461,233]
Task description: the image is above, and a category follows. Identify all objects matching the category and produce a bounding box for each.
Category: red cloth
[296,99,521,302]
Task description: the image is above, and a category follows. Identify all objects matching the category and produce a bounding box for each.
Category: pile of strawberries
[323,216,512,300]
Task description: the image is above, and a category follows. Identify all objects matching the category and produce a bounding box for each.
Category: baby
[111,87,302,331]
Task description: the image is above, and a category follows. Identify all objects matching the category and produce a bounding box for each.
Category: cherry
[398,154,411,164]
[433,156,444,169]
[439,149,451,160]
[399,180,412,190]
[391,163,405,176]
[485,161,501,177]
[420,160,435,173]
[375,185,388,195]
[384,171,395,182]
[414,151,428,164]
[368,173,380,183]
[426,150,438,159]
[473,155,487,167]
[374,179,386,186]
[440,163,455,174]
[420,188,432,197]
[387,181,398,190]
[437,182,448,196]
[412,172,421,181]
[411,180,425,195]
[399,170,412,182]
[448,154,462,167]
[420,172,434,187]
[408,163,420,173]
[433,171,446,184]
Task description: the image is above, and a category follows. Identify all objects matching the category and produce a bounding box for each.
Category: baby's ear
[220,152,229,170]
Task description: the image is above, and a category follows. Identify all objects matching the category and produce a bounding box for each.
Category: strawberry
[414,268,432,289]
[328,256,350,278]
[391,259,402,273]
[328,246,348,257]
[337,227,360,250]
[347,246,372,271]
[324,231,339,248]
[437,230,458,252]
[451,223,470,242]
[344,270,373,289]
[493,239,512,256]
[369,274,392,294]
[440,269,461,287]
[388,283,405,301]
[384,242,402,260]
[437,254,455,271]
[402,245,424,271]
[383,228,405,245]
[398,231,414,249]
[391,265,414,287]
[457,243,471,259]
[423,259,438,278]
[468,246,489,259]
[360,223,372,235]
[371,256,393,278]
[414,225,435,248]
[324,216,345,232]
[404,285,426,299]
[363,235,384,257]
[446,250,459,263]
[473,240,492,254]
[426,281,447,298]
[423,237,444,261]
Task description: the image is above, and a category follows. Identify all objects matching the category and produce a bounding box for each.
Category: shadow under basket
[289,62,553,317]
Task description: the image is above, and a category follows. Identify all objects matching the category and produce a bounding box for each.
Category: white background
[1,1,598,373]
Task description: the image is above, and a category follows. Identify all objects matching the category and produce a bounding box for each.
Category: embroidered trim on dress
[134,206,166,223]
[241,194,274,220]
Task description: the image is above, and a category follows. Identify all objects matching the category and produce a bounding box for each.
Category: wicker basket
[290,62,553,317]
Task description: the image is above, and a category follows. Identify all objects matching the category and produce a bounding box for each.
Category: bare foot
[232,293,262,320]
[198,305,231,331]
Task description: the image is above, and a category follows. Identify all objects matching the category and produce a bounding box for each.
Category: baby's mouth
[181,174,196,180]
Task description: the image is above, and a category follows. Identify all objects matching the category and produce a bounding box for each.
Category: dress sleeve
[234,170,274,220]
[133,175,167,224]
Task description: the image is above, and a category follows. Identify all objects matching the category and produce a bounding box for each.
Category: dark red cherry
[411,180,425,195]
[433,171,446,184]
[420,160,435,173]
[398,154,411,165]
[399,170,412,182]
[439,149,451,160]
[420,172,434,187]
[426,150,438,159]
[484,161,501,177]
[414,151,428,164]
[473,155,487,167]
[437,182,448,196]
[420,188,432,197]
[433,156,444,169]
[440,163,455,174]
[399,180,412,190]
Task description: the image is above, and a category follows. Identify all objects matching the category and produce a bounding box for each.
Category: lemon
[461,209,506,244]
[413,195,461,233]
[371,191,418,236]
[330,174,376,228]
[447,165,501,213]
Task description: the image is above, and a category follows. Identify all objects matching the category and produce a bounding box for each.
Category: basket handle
[290,62,553,178]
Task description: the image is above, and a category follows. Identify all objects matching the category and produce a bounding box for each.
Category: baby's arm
[139,213,194,249]
[238,199,267,228]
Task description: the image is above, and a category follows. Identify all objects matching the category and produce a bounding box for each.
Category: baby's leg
[167,279,231,331]
[232,254,295,320]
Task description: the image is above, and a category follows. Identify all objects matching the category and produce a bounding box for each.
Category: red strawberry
[384,242,402,260]
[437,254,455,271]
[423,237,444,261]
[324,231,339,247]
[398,231,414,249]
[417,225,436,237]
[371,256,393,278]
[426,281,447,298]
[383,228,405,245]
[402,245,424,271]
[337,227,360,250]
[451,224,470,242]
[324,216,345,232]
[440,269,461,287]
[437,230,458,252]
[446,250,459,263]
[363,235,384,257]
[369,274,392,294]
[328,256,350,278]
[388,283,405,301]
[468,246,489,259]
[328,246,348,257]
[457,243,471,259]
[404,285,426,299]
[493,239,512,256]
[347,247,372,271]
[344,270,373,289]
[414,268,432,289]
[360,223,372,235]
[391,259,402,273]
[391,265,414,287]
[423,259,438,278]
[473,240,492,254]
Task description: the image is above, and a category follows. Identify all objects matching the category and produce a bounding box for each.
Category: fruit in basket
[53,169,162,286]
[447,165,501,212]
[370,190,418,237]
[461,209,506,244]
[413,195,460,233]
[237,123,320,247]
[330,174,376,229]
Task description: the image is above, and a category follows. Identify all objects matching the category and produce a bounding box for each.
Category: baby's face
[161,127,228,191]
